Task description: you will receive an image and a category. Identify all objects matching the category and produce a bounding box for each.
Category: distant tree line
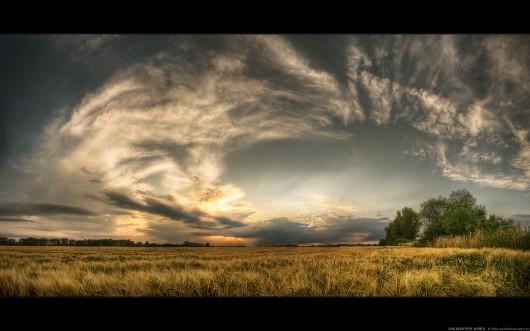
[380,189,517,246]
[0,237,210,247]
[259,243,379,247]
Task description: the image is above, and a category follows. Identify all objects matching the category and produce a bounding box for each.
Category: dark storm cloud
[0,203,97,216]
[512,214,530,225]
[229,216,389,245]
[0,217,35,223]
[103,191,244,228]
[214,216,246,228]
[136,221,198,244]
[102,191,148,211]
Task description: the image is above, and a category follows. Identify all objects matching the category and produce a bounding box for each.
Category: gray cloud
[512,214,530,225]
[0,203,97,217]
[103,191,244,229]
[138,214,389,245]
[229,215,389,245]
[0,217,35,223]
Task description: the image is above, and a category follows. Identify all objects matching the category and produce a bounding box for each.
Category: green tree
[419,189,514,241]
[384,207,421,245]
[419,196,449,240]
[479,214,514,231]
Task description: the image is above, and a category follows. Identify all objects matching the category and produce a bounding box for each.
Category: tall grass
[0,246,528,297]
[431,227,530,249]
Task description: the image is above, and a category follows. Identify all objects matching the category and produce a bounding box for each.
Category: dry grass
[0,246,528,297]
[431,227,530,249]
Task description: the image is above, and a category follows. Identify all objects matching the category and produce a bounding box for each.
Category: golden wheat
[0,246,528,297]
[431,228,530,249]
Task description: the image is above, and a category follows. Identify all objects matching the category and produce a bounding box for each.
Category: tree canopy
[381,189,514,245]
[382,207,421,245]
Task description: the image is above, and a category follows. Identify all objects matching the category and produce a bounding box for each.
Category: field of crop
[430,227,530,249]
[0,246,528,297]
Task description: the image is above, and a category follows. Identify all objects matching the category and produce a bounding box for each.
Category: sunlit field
[0,246,528,297]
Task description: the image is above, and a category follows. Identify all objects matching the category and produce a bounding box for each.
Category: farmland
[0,246,528,297]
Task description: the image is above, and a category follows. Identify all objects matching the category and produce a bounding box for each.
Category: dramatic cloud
[1,35,529,244]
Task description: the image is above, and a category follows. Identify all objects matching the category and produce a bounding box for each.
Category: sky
[0,35,529,245]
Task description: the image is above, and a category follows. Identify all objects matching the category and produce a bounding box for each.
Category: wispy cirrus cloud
[345,35,530,191]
